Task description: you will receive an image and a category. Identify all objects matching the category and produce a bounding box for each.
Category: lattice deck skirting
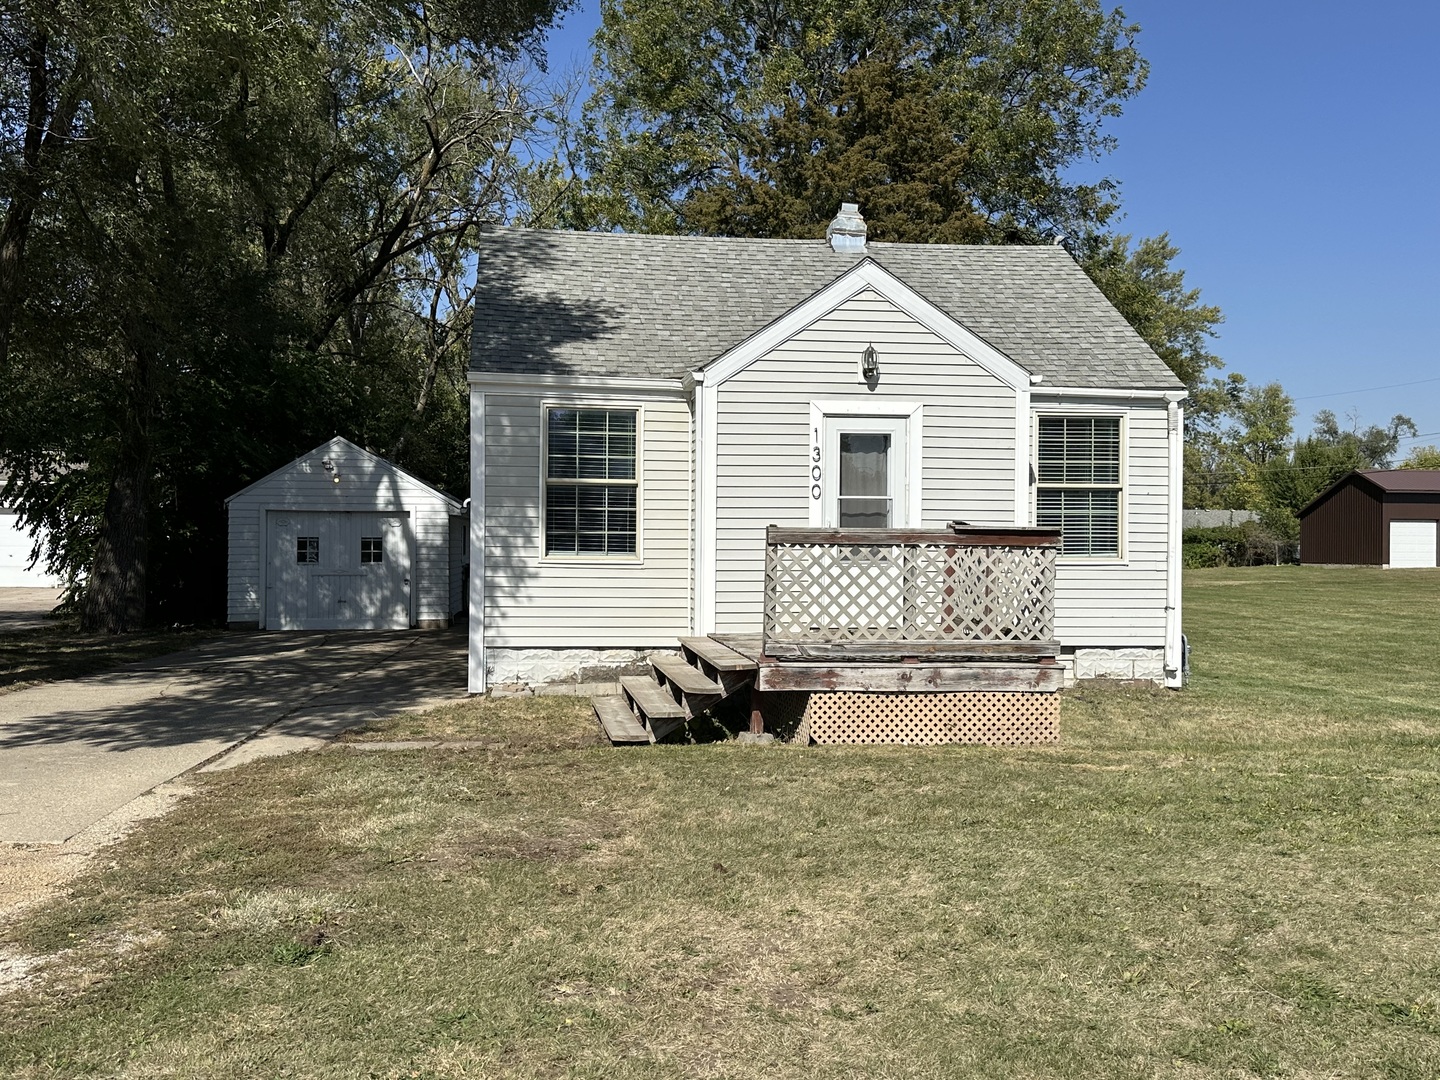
[803,690,1058,746]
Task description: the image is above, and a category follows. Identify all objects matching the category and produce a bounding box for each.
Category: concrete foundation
[1062,646,1166,685]
[484,646,665,697]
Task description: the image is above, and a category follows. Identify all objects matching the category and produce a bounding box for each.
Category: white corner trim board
[695,370,718,634]
[468,389,487,693]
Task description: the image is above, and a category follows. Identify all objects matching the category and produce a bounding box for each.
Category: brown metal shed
[1299,470,1440,567]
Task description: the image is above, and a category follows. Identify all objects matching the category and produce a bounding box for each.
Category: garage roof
[1356,469,1440,494]
[224,436,462,510]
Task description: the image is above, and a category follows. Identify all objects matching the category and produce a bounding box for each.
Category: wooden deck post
[748,683,765,735]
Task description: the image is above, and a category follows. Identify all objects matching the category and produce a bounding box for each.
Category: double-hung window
[1036,415,1122,557]
[544,407,638,556]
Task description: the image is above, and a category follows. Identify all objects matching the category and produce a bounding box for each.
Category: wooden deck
[711,634,1063,693]
[592,525,1066,745]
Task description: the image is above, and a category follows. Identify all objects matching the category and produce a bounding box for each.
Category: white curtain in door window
[838,433,891,527]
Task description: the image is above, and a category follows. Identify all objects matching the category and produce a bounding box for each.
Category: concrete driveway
[0,630,468,844]
[0,588,64,634]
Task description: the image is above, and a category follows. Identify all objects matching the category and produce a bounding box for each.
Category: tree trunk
[81,348,153,633]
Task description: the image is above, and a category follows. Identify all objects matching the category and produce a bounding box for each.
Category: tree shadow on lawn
[0,630,468,752]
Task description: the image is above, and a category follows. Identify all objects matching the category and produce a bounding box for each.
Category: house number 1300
[810,427,822,500]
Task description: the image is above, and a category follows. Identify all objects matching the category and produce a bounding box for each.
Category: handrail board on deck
[766,526,1061,547]
[765,641,1060,660]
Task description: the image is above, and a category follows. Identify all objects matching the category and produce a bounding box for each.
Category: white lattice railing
[762,525,1060,660]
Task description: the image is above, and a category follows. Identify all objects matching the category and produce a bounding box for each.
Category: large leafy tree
[584,0,1148,242]
[1256,410,1417,547]
[582,0,1227,396]
[1401,445,1440,469]
[0,0,566,629]
[1181,375,1294,510]
[1076,232,1223,391]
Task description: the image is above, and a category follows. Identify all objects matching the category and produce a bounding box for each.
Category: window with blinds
[544,407,638,556]
[1036,416,1122,556]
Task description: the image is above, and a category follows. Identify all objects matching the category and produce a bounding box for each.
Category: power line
[1295,376,1440,401]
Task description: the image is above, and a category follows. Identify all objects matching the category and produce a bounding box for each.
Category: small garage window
[296,537,319,564]
[360,537,383,564]
[544,407,638,556]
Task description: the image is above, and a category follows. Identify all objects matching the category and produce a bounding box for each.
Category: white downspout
[1164,397,1184,688]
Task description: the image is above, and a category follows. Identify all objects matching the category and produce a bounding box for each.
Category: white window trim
[807,400,924,527]
[538,399,645,565]
[1032,409,1128,564]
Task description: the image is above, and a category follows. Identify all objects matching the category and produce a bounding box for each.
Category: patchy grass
[3,567,1440,1077]
[342,692,605,749]
[0,622,220,694]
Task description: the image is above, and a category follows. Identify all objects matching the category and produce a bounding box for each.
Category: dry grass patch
[341,692,603,749]
[2,568,1439,1077]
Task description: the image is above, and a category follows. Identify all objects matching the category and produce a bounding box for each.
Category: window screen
[1036,416,1122,556]
[545,408,638,555]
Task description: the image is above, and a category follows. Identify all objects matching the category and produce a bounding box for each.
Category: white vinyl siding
[1046,404,1170,647]
[481,391,691,648]
[225,440,459,628]
[712,288,1018,633]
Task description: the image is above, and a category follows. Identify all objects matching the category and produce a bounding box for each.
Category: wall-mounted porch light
[322,458,341,483]
[861,343,880,380]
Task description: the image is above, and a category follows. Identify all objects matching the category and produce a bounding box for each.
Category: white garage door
[1390,520,1438,569]
[0,509,61,588]
[266,511,412,629]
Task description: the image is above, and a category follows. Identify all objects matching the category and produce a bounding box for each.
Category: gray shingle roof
[470,228,1183,390]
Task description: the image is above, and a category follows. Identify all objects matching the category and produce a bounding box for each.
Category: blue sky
[541,1,1440,455]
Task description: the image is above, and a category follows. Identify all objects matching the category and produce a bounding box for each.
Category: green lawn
[3,567,1440,1078]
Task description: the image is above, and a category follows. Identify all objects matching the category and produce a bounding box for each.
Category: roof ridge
[478,225,1068,256]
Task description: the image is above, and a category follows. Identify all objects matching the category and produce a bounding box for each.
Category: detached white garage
[226,437,465,630]
[0,507,61,588]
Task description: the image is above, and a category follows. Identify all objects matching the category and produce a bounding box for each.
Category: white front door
[822,415,910,528]
[266,511,412,629]
[1390,520,1437,568]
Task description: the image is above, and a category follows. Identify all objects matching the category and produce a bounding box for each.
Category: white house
[466,207,1187,704]
[225,436,466,630]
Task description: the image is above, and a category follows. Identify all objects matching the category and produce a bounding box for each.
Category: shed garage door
[1390,520,1438,568]
[266,511,412,629]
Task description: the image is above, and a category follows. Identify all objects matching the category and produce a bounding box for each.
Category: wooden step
[651,653,723,697]
[678,636,757,672]
[620,676,686,721]
[593,695,654,744]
